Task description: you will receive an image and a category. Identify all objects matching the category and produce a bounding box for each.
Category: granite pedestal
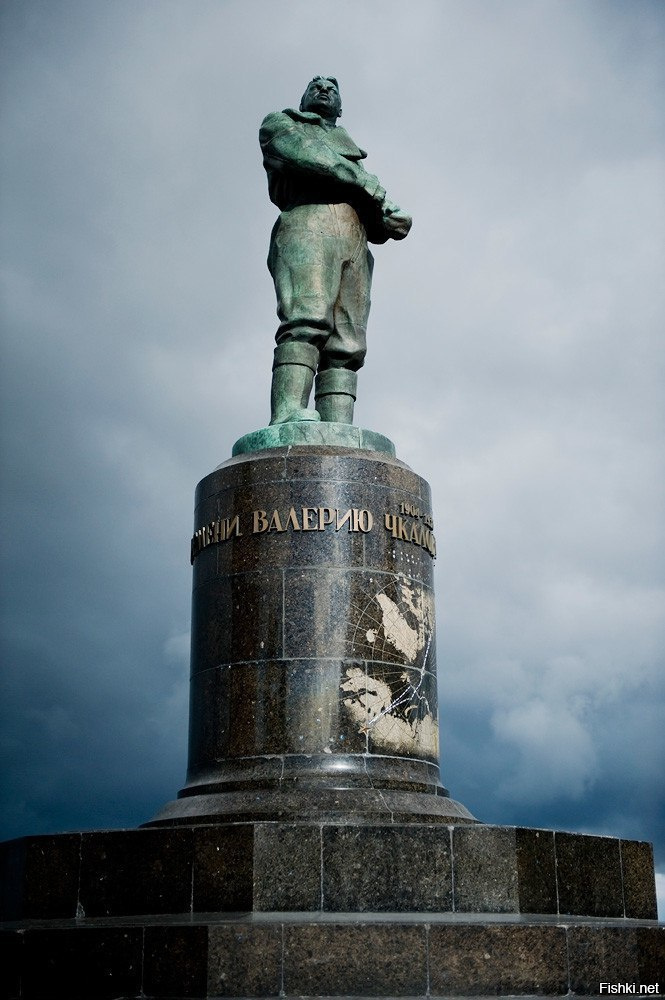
[1,821,662,997]
[2,436,662,997]
[153,443,471,826]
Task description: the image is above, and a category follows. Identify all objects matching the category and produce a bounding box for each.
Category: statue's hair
[299,76,341,115]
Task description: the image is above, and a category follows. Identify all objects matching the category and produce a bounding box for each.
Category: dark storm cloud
[1,0,663,911]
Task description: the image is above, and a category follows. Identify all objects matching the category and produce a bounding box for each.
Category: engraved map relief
[341,574,439,759]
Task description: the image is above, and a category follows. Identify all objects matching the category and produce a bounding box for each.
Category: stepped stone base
[3,912,663,999]
[2,442,663,995]
[148,787,475,827]
[2,823,658,921]
[2,822,662,998]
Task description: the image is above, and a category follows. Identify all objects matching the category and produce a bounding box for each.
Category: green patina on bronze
[261,75,411,429]
[231,422,396,457]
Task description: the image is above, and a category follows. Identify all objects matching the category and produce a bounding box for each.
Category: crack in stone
[75,833,85,920]
[279,920,286,997]
[361,750,395,823]
[618,837,627,918]
[319,824,324,911]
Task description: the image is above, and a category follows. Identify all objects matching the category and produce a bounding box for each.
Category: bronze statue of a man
[260,76,412,425]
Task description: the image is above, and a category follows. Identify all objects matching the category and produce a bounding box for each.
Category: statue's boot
[270,342,321,424]
[315,368,358,424]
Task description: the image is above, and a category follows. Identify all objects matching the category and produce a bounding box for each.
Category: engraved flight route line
[341,575,438,757]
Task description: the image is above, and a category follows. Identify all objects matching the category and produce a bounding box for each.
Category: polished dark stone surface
[0,832,80,920]
[187,667,443,787]
[283,922,429,996]
[452,825,519,912]
[622,838,659,920]
[192,826,254,913]
[173,446,457,825]
[2,914,662,999]
[16,926,143,1000]
[79,828,192,918]
[321,825,452,912]
[153,786,471,825]
[567,924,665,993]
[253,824,322,911]
[515,826,558,914]
[190,570,284,672]
[555,830,624,917]
[143,925,208,998]
[208,923,282,997]
[1,928,21,1000]
[428,924,568,995]
[2,824,658,922]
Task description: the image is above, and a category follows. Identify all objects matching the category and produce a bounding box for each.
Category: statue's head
[299,76,342,120]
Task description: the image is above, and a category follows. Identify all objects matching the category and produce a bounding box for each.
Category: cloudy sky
[1,0,663,913]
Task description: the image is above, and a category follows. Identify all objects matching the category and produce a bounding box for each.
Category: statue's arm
[259,112,385,202]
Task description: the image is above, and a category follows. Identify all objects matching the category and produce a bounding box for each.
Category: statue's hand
[381,202,412,240]
[361,172,386,203]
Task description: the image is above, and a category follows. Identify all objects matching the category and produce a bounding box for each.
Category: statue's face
[301,77,341,119]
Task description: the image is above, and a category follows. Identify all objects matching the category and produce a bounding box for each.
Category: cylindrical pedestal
[151,445,473,824]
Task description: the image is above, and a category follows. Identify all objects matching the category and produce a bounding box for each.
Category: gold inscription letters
[384,514,437,557]
[252,506,373,534]
[190,515,241,563]
[190,503,435,562]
